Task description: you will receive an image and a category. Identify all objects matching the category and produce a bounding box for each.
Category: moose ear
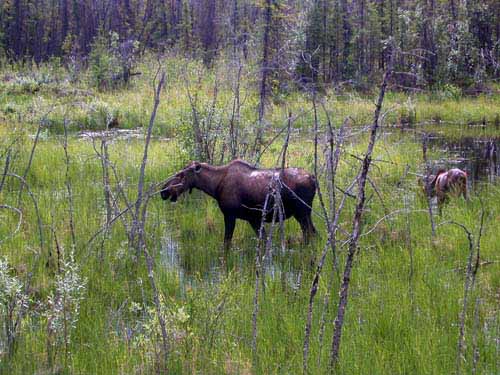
[194,162,202,173]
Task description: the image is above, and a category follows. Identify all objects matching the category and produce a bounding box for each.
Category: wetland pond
[425,133,499,182]
[159,125,500,289]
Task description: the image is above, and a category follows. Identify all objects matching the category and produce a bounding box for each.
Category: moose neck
[193,165,225,198]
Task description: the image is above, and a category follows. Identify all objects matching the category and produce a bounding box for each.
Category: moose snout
[160,187,170,200]
[160,186,179,202]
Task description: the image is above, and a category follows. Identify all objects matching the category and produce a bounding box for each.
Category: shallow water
[426,134,499,182]
[161,125,500,283]
[160,230,308,290]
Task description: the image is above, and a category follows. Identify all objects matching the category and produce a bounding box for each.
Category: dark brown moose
[423,168,468,211]
[160,160,317,248]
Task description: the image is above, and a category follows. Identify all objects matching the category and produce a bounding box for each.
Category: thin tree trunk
[329,47,395,367]
[62,119,76,249]
[422,134,436,237]
[132,70,166,252]
[253,0,273,161]
[132,69,169,370]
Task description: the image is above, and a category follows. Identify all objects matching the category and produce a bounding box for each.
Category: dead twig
[0,205,23,245]
[422,134,436,236]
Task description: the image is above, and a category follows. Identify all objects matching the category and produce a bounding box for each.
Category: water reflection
[426,134,499,182]
[160,232,306,289]
[161,233,227,289]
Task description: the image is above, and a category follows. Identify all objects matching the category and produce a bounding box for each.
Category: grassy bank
[1,57,499,138]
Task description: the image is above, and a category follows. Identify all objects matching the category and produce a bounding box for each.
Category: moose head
[160,161,202,202]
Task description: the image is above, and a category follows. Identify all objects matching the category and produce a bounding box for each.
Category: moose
[160,160,317,248]
[422,168,468,211]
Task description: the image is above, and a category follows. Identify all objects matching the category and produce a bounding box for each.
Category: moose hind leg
[296,214,316,244]
[223,215,236,249]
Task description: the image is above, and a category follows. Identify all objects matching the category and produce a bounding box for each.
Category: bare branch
[0,205,23,245]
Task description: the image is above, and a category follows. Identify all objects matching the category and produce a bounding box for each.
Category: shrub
[0,258,29,356]
[88,32,139,90]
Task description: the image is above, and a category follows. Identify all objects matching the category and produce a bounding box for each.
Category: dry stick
[205,74,220,163]
[0,136,20,160]
[470,208,486,375]
[101,137,113,227]
[402,175,415,306]
[303,177,355,369]
[436,219,478,375]
[90,129,115,255]
[0,148,11,193]
[471,297,480,375]
[132,69,166,251]
[62,119,76,249]
[312,95,332,231]
[0,205,23,245]
[85,176,175,248]
[454,221,474,375]
[281,111,292,171]
[367,176,390,223]
[360,209,427,238]
[321,104,336,223]
[18,114,49,203]
[108,163,133,240]
[277,111,292,251]
[262,113,293,287]
[325,115,351,261]
[5,173,44,252]
[50,224,62,273]
[252,192,271,367]
[329,47,395,368]
[422,134,436,237]
[305,93,329,374]
[252,0,272,160]
[262,186,279,293]
[472,208,486,284]
[185,70,204,161]
[133,69,170,369]
[90,138,131,241]
[229,59,243,159]
[317,264,335,368]
[303,118,349,374]
[258,110,310,167]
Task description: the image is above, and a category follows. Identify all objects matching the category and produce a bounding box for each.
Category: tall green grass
[0,58,499,374]
[0,127,498,374]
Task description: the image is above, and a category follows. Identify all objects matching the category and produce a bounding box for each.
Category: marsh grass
[0,127,498,374]
[1,56,499,140]
[0,59,499,374]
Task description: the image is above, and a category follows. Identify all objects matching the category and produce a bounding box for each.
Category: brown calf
[423,168,468,210]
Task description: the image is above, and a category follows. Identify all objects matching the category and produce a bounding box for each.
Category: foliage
[46,251,86,366]
[88,31,139,90]
[0,258,29,357]
[1,1,498,90]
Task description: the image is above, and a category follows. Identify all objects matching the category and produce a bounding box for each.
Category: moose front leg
[223,215,236,249]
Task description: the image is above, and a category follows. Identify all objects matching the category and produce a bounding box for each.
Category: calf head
[419,169,447,197]
[419,174,437,197]
[160,161,202,202]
